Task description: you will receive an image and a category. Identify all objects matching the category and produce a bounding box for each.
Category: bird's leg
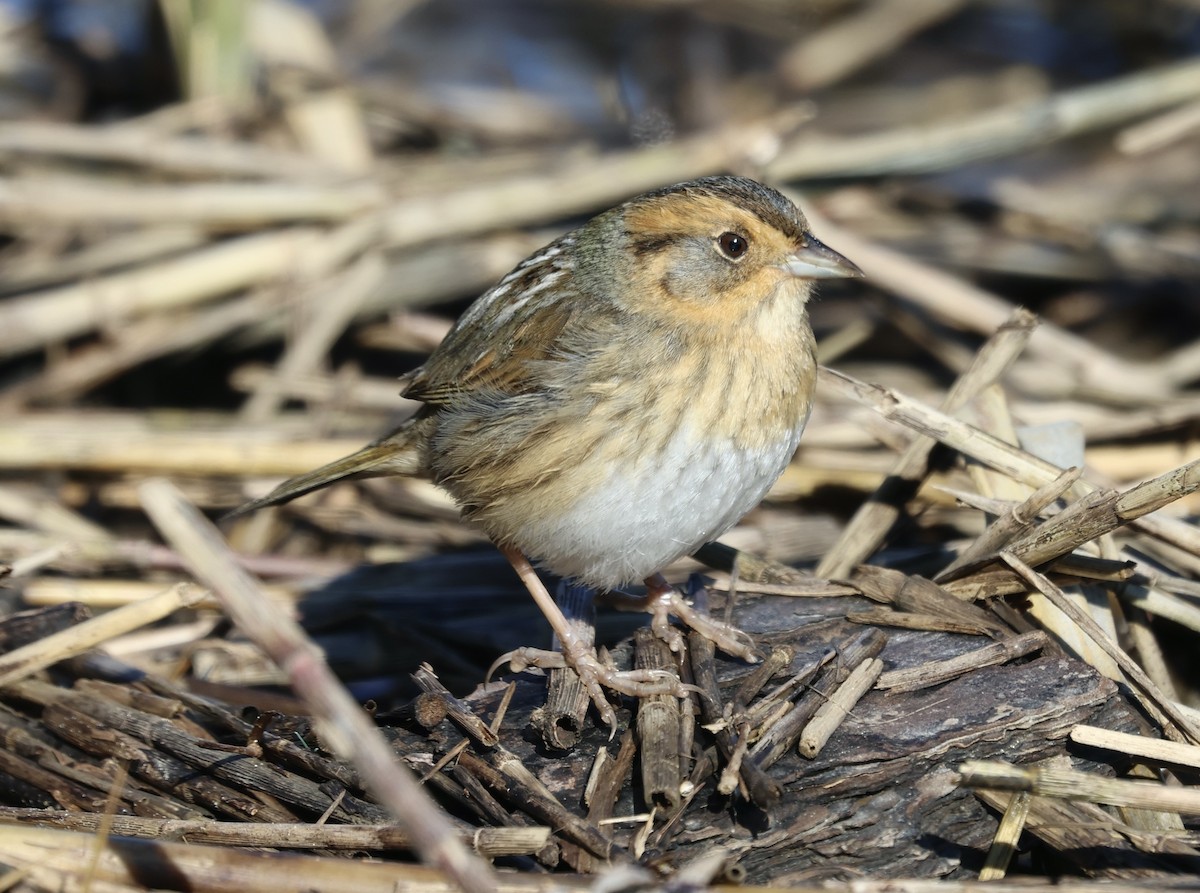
[638,573,759,662]
[497,547,684,730]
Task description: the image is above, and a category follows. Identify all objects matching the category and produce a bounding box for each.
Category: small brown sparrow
[231,176,861,726]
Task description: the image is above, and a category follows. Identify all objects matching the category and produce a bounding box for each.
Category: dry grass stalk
[0,119,344,179]
[807,214,1169,401]
[0,177,382,229]
[238,251,386,421]
[0,227,324,360]
[821,366,1200,554]
[778,0,968,91]
[0,825,553,893]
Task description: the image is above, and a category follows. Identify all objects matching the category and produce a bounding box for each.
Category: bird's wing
[402,234,580,405]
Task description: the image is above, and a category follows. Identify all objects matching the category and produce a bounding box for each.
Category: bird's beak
[779,237,863,280]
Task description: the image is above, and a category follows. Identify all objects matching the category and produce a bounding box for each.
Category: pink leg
[500,547,684,730]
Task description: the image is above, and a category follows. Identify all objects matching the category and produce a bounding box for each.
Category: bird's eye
[716,231,749,259]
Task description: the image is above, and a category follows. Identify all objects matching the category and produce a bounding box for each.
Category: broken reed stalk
[748,627,887,771]
[688,631,781,805]
[935,466,1083,581]
[410,665,499,748]
[874,631,1049,694]
[0,810,551,856]
[1069,724,1200,771]
[798,656,882,758]
[533,583,593,751]
[820,366,1200,560]
[634,627,683,809]
[136,478,498,893]
[959,759,1200,814]
[1000,551,1200,746]
[817,305,1039,578]
[0,584,204,688]
[454,749,620,862]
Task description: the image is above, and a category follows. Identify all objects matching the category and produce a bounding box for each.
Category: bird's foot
[491,644,685,732]
[643,574,759,663]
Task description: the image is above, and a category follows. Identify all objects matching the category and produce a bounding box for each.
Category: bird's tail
[225,419,429,519]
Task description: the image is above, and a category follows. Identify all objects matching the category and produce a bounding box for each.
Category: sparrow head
[583,176,861,328]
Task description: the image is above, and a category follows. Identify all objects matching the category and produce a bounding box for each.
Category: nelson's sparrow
[231,176,861,726]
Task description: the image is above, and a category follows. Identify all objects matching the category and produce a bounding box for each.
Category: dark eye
[716,231,749,259]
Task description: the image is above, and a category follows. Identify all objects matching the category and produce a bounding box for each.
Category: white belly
[515,421,804,589]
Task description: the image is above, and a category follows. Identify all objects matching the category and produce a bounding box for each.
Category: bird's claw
[490,644,687,733]
[645,587,760,664]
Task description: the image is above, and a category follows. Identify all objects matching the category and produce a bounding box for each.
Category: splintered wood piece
[572,730,637,872]
[583,729,638,820]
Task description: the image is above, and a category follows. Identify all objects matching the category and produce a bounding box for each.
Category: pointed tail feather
[225,428,425,519]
